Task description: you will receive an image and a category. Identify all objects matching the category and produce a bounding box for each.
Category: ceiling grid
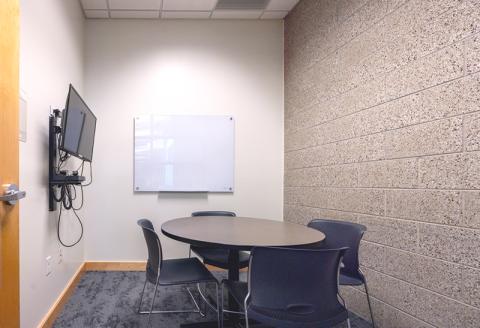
[80,0,299,20]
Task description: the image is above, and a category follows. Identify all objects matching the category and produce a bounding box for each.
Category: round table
[161,216,326,328]
[162,216,325,251]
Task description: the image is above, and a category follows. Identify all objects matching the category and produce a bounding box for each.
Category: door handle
[0,184,26,205]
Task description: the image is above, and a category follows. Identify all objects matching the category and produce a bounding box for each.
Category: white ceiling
[80,0,299,20]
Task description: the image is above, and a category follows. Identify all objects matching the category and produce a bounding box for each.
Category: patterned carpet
[53,271,372,328]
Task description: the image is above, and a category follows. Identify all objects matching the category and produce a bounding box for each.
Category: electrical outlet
[46,256,52,276]
[58,246,63,264]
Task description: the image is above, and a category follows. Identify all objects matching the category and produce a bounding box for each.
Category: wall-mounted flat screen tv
[60,84,97,162]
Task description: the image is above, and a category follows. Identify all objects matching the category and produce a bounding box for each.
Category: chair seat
[156,258,217,286]
[191,246,250,269]
[339,272,364,286]
[248,304,349,328]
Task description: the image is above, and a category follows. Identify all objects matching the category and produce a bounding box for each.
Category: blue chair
[308,219,375,328]
[137,219,220,327]
[189,211,250,270]
[220,247,351,328]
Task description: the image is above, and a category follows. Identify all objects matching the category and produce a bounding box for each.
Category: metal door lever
[0,184,26,205]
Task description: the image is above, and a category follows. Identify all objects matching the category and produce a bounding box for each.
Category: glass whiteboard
[134,115,234,192]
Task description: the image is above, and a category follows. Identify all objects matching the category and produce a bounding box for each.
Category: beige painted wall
[284,0,480,327]
[83,20,284,261]
[19,0,85,327]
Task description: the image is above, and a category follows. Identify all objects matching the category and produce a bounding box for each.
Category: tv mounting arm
[48,109,85,211]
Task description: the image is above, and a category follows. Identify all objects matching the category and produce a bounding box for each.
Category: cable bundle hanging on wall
[48,85,97,247]
[48,109,93,247]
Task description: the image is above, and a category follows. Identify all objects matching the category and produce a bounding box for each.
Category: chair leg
[139,284,205,315]
[338,293,351,328]
[220,282,225,328]
[137,278,148,313]
[364,280,376,328]
[186,286,205,317]
[148,279,160,326]
[215,283,221,328]
[197,282,220,313]
[203,283,208,315]
[243,296,249,328]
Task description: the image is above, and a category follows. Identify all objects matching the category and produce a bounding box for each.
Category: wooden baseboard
[84,261,147,271]
[84,261,247,272]
[37,262,86,328]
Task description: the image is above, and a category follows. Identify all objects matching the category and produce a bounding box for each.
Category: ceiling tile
[109,0,162,10]
[266,0,299,11]
[110,10,160,19]
[216,0,269,10]
[261,11,289,19]
[81,0,107,10]
[162,11,211,19]
[84,9,110,18]
[163,0,217,11]
[211,10,263,19]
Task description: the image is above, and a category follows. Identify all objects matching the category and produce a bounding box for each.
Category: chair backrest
[191,211,236,217]
[308,219,366,280]
[137,219,163,282]
[247,247,348,326]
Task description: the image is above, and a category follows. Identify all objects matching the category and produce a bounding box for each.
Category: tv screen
[60,84,97,162]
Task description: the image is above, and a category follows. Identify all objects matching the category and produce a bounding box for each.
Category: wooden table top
[161,216,326,250]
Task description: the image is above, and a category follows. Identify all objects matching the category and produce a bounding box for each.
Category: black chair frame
[220,247,351,328]
[137,219,221,327]
[308,218,375,328]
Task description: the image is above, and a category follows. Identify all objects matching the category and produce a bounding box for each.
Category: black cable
[55,184,84,247]
[70,184,77,201]
[72,185,84,211]
[57,201,84,248]
[62,185,72,210]
[82,161,93,187]
[53,125,89,247]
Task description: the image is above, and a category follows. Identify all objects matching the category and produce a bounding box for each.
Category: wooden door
[0,0,20,327]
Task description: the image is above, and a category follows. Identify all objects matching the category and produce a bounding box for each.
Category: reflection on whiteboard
[134,115,234,192]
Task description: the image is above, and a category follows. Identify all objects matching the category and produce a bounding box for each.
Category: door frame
[0,0,21,327]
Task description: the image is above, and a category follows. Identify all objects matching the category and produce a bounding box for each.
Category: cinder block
[385,189,464,227]
[465,23,480,74]
[384,117,462,159]
[361,267,480,328]
[418,153,480,191]
[357,158,417,188]
[385,43,464,100]
[358,215,417,251]
[329,189,385,216]
[360,241,480,308]
[418,223,480,269]
[464,112,480,152]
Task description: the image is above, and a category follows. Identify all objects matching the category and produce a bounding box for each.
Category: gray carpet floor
[53,271,372,328]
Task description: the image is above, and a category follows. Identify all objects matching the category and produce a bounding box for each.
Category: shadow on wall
[156,192,209,201]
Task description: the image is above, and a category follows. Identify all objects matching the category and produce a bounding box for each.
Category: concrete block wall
[284,0,480,327]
